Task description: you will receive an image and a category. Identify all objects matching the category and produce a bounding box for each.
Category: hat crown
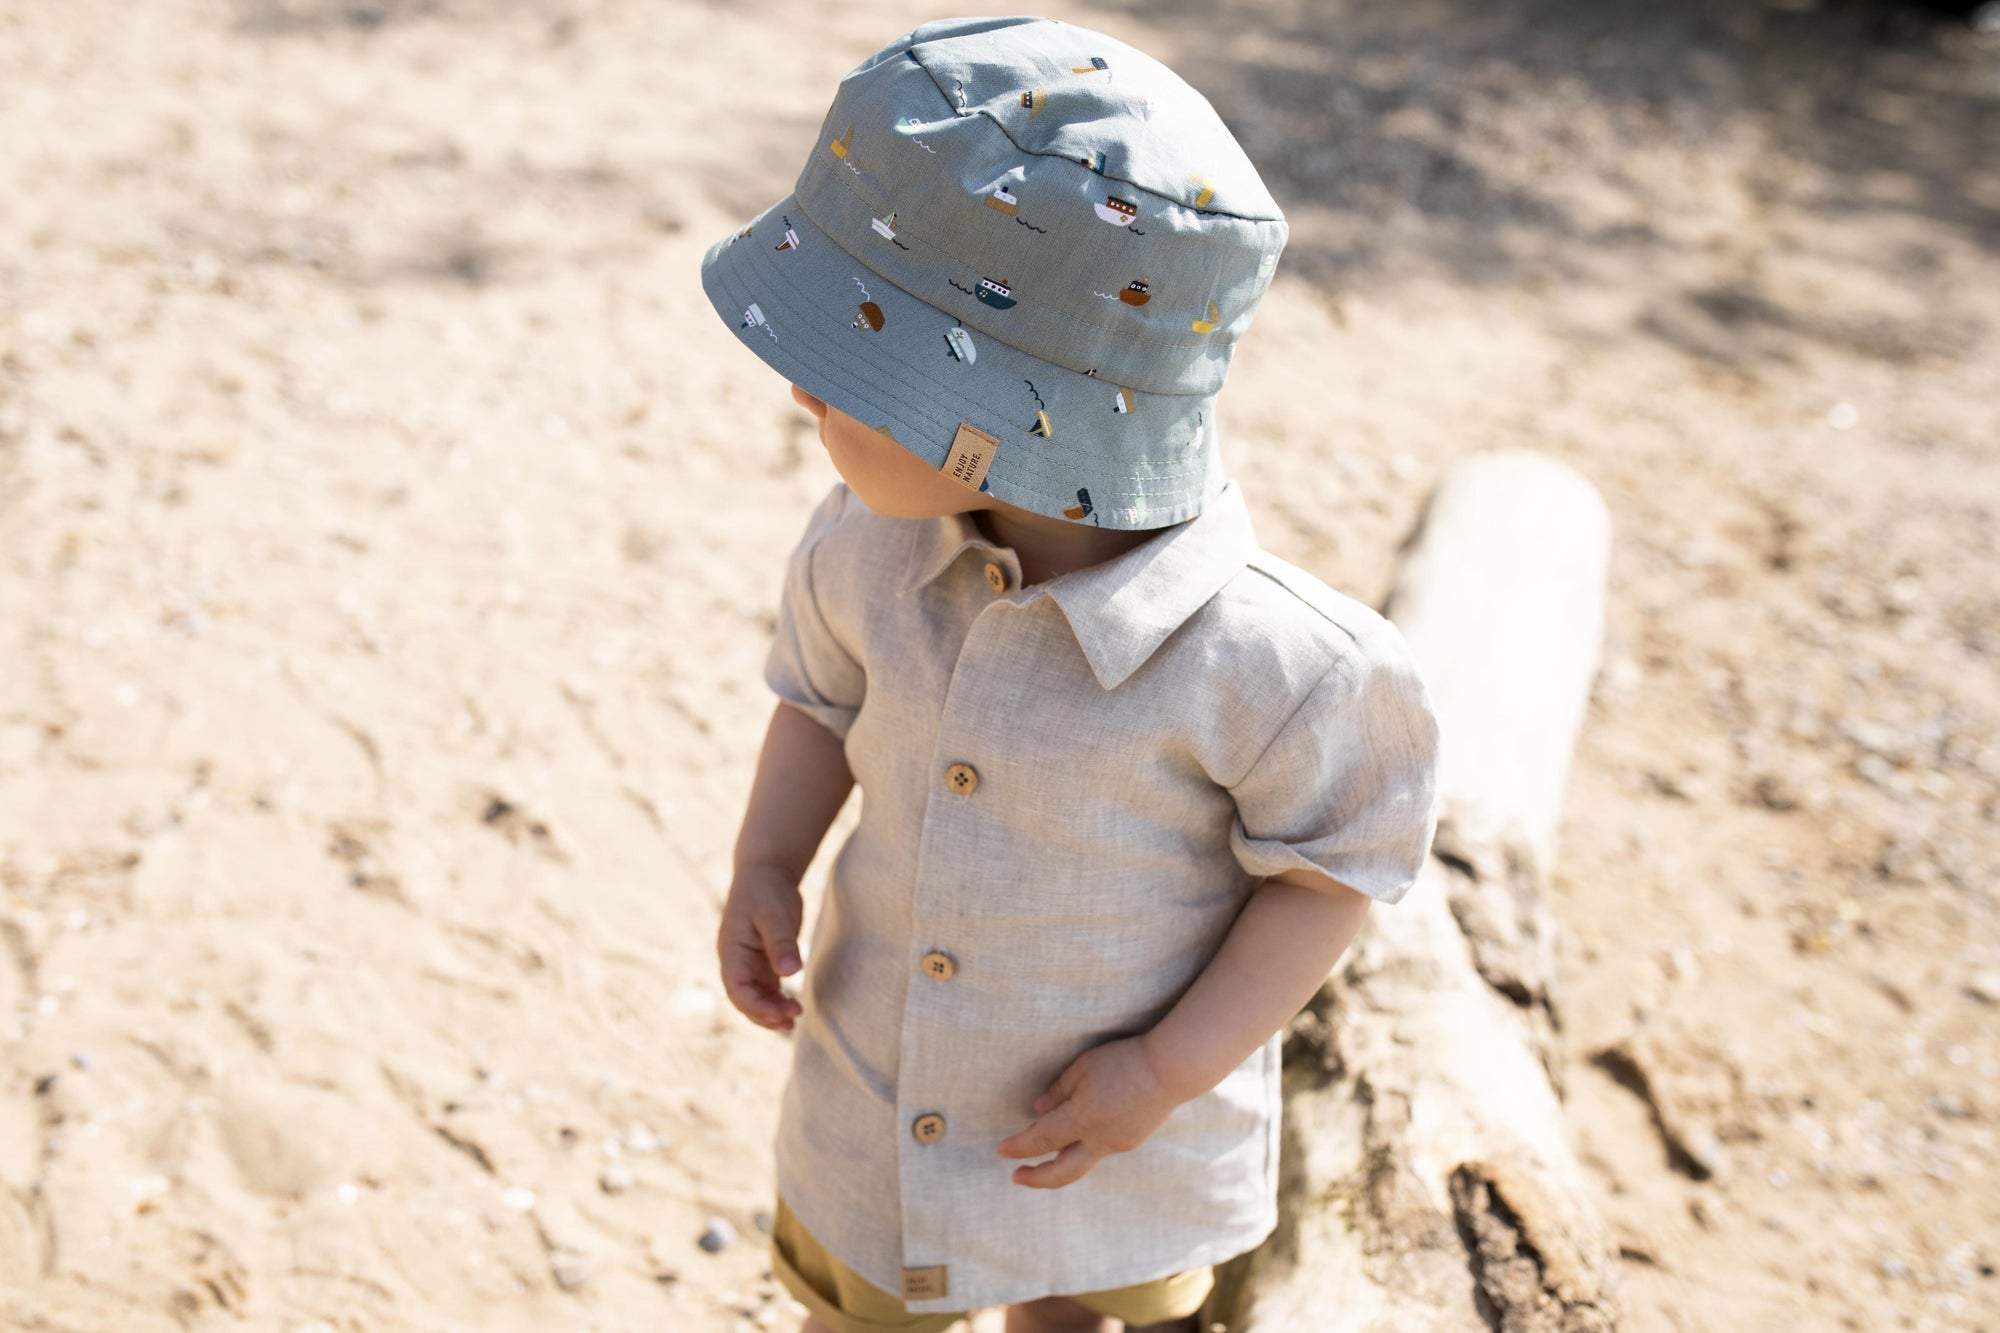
[797,16,1287,397]
[898,17,1282,221]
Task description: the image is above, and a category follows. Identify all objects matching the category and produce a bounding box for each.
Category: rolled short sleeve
[765,484,866,741]
[1227,626,1442,904]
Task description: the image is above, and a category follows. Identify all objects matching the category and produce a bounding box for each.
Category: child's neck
[973,505,1158,586]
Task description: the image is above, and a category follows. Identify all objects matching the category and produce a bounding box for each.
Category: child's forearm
[732,701,856,882]
[1140,870,1372,1104]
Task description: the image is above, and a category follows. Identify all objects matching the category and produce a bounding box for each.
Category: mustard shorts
[769,1194,1215,1333]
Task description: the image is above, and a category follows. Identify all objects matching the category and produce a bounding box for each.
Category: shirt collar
[897,480,1259,691]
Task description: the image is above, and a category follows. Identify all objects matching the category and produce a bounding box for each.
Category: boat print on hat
[850,277,885,332]
[974,277,1017,310]
[984,185,1020,216]
[1120,278,1151,306]
[870,212,912,249]
[1070,56,1109,73]
[739,303,776,342]
[1024,380,1053,437]
[1191,300,1222,334]
[943,326,976,364]
[1094,195,1138,227]
[1019,87,1047,116]
[774,216,800,251]
[903,116,938,154]
[1187,174,1216,209]
[1079,149,1106,174]
[1111,386,1136,414]
[829,124,854,159]
[1063,487,1097,523]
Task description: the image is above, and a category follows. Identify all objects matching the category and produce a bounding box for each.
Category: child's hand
[995,1035,1184,1189]
[717,864,805,1032]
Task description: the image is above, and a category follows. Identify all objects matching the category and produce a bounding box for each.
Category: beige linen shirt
[764,478,1441,1314]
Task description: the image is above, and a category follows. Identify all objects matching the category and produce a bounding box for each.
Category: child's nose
[790,383,828,419]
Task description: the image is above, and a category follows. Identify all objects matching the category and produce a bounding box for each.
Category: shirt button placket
[902,603,1004,1296]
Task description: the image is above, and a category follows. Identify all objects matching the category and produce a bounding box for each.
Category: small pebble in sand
[336,1182,360,1205]
[1827,402,1859,430]
[502,1186,536,1212]
[551,1250,591,1289]
[626,1123,662,1154]
[754,1208,774,1235]
[1967,972,2000,1005]
[700,1217,737,1253]
[69,1050,95,1071]
[600,1163,635,1194]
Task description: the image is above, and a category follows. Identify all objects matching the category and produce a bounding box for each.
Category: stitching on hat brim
[717,251,1213,505]
[706,222,1217,522]
[717,208,1217,493]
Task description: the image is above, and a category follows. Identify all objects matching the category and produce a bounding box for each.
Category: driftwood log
[1201,450,1617,1333]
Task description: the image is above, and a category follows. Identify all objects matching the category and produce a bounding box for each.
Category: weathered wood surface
[1203,450,1617,1333]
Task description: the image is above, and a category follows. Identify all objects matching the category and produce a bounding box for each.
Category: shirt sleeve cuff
[1228,818,1426,905]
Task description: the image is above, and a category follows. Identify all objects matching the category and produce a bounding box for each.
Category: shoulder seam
[1235,559,1367,649]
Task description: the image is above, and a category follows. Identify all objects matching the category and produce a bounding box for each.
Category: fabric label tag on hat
[902,1265,949,1300]
[941,423,999,492]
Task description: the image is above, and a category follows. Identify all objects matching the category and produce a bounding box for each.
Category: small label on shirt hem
[902,1265,949,1300]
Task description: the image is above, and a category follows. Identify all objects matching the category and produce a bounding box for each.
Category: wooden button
[921,951,956,980]
[944,763,979,795]
[983,562,1008,593]
[912,1112,946,1144]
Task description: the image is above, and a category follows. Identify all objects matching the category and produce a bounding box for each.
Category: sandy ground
[1,1,1996,1330]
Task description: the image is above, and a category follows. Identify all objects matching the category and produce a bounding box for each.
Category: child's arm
[716,700,856,1032]
[997,865,1370,1188]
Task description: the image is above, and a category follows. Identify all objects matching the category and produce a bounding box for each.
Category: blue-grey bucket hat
[700,15,1287,529]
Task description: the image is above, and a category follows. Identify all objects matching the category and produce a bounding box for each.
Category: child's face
[792,384,994,521]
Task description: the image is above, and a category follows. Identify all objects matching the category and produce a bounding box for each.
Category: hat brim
[700,196,1223,530]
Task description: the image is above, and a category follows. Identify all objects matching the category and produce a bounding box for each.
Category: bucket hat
[699,15,1287,530]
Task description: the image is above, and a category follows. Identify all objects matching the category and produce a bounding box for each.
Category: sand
[0,1,1995,1329]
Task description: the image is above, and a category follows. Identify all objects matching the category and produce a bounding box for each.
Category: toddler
[702,17,1442,1333]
